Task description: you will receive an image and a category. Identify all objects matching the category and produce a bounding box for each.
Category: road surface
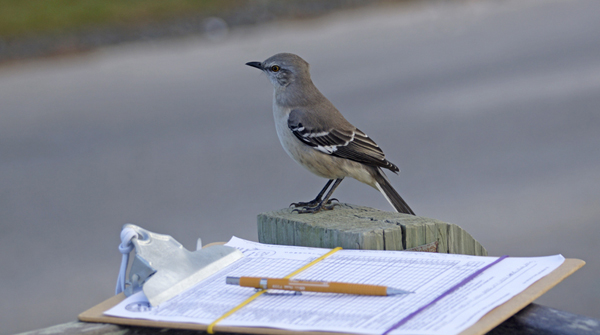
[1,0,599,333]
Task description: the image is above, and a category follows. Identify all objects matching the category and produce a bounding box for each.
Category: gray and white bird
[246,53,414,215]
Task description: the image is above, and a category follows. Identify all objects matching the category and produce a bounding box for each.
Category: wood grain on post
[257,203,487,255]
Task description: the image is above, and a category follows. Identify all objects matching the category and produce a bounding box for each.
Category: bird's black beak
[245,61,263,70]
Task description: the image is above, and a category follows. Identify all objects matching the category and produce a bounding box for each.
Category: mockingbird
[246,53,414,215]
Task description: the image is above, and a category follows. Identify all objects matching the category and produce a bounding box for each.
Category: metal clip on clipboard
[115,224,243,306]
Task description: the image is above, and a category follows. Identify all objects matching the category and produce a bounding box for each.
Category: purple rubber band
[383,255,509,335]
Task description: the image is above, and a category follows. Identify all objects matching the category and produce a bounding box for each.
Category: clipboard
[78,257,584,335]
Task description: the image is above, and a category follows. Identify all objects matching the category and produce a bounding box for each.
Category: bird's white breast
[272,102,299,160]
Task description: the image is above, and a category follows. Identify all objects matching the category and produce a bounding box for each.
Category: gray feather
[288,108,399,172]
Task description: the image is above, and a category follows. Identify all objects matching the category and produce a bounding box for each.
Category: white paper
[106,237,564,335]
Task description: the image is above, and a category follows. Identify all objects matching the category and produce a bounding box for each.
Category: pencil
[226,277,413,296]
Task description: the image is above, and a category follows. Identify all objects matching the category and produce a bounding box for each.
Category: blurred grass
[0,0,244,38]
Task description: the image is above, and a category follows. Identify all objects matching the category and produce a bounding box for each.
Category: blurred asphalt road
[1,0,599,333]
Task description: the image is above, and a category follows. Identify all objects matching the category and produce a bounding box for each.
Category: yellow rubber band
[207,246,343,334]
[206,290,266,334]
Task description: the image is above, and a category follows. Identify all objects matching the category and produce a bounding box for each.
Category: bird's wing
[288,108,399,172]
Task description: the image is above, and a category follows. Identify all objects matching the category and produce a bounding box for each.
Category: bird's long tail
[374,169,415,215]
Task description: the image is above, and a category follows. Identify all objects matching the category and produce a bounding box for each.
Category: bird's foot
[291,201,339,214]
[290,200,319,208]
[290,198,338,208]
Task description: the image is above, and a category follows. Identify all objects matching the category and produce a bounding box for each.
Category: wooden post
[257,203,487,256]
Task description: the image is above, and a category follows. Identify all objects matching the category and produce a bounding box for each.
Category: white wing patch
[310,130,356,155]
[306,131,329,138]
[315,145,337,154]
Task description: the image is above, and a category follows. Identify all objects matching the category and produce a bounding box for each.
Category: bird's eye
[270,65,280,72]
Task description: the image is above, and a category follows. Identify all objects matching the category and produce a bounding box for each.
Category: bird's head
[246,53,311,89]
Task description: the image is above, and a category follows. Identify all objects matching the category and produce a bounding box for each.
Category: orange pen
[226,277,413,296]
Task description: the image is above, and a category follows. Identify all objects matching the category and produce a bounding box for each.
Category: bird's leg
[293,178,343,214]
[290,179,337,208]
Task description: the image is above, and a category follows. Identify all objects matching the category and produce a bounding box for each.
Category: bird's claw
[290,198,338,208]
[290,200,319,208]
[291,202,338,214]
